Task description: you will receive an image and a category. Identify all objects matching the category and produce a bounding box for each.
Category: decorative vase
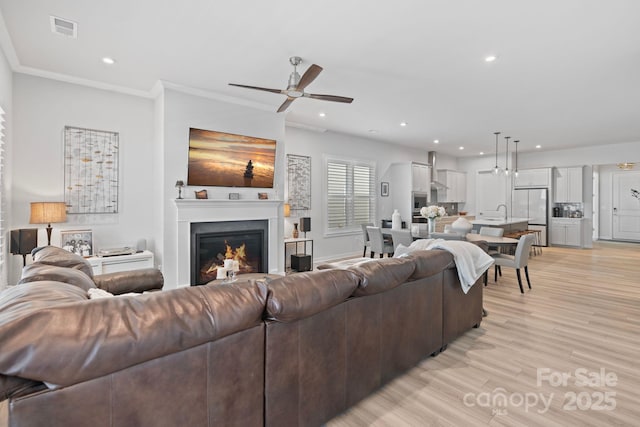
[392,209,402,230]
[451,217,473,236]
[292,223,299,238]
[428,217,436,234]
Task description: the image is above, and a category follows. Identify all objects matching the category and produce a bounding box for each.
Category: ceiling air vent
[50,16,77,38]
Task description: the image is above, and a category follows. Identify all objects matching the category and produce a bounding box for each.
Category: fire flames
[204,242,254,276]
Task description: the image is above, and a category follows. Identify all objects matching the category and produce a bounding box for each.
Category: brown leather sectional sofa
[0,246,484,427]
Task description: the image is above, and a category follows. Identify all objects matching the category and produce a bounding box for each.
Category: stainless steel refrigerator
[512,188,548,246]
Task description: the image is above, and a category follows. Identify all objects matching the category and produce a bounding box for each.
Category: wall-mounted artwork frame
[64,126,119,214]
[381,181,390,197]
[287,154,311,210]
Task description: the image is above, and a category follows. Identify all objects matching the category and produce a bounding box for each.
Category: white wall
[284,127,430,262]
[9,74,155,284]
[0,43,12,289]
[159,87,285,287]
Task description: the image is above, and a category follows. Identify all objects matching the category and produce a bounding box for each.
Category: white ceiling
[1,0,639,157]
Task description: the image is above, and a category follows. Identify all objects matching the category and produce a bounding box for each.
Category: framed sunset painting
[187,128,276,188]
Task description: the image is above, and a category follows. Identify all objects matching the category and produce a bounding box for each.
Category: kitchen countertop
[471,217,530,226]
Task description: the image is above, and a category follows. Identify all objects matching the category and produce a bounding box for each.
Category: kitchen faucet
[496,203,508,220]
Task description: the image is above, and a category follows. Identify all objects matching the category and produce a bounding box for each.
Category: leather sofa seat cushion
[266,270,360,322]
[31,246,94,279]
[19,263,96,291]
[0,281,267,388]
[348,257,416,297]
[406,250,456,280]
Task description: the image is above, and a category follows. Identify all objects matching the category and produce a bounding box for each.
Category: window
[325,156,376,235]
[0,107,5,287]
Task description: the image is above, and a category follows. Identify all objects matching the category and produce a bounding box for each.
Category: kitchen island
[470,217,530,233]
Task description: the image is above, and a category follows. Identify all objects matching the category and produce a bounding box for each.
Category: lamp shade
[283,203,291,217]
[30,202,67,224]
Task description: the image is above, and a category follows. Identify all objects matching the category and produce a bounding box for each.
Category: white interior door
[612,172,640,241]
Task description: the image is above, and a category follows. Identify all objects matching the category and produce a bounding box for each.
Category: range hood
[428,151,448,190]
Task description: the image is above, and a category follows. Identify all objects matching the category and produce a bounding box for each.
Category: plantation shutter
[0,107,6,288]
[326,157,376,234]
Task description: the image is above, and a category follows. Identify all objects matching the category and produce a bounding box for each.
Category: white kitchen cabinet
[550,219,582,247]
[411,163,430,193]
[554,167,583,202]
[437,170,467,202]
[513,168,551,188]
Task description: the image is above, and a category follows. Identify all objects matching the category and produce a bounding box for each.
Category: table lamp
[29,202,67,246]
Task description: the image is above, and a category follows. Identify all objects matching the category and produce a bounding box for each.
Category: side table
[284,237,314,273]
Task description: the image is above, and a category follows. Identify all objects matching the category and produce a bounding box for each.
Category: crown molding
[158,80,276,112]
[15,65,153,99]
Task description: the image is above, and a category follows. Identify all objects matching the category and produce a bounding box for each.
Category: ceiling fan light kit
[229,56,353,113]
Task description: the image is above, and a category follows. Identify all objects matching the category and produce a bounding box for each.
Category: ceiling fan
[229,56,354,113]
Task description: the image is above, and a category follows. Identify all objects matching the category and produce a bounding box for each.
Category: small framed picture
[60,229,93,257]
[195,189,208,199]
[381,182,390,197]
[258,192,268,200]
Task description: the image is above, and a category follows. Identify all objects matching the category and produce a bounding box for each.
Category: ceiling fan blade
[277,97,296,113]
[228,83,285,95]
[296,64,323,91]
[304,93,354,104]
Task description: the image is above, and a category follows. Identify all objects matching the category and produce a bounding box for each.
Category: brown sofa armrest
[93,268,164,294]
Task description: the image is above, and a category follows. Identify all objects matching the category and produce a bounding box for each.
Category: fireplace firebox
[190,220,269,285]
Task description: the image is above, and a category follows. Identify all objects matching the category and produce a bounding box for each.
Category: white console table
[87,250,154,275]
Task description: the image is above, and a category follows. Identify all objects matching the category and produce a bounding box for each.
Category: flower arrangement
[420,205,447,219]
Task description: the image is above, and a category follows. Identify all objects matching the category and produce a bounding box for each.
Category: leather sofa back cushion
[31,246,94,279]
[406,250,455,280]
[348,257,416,297]
[266,270,360,322]
[18,264,96,291]
[0,281,267,388]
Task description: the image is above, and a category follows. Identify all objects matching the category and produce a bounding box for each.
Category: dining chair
[480,226,504,255]
[492,233,536,293]
[366,226,395,258]
[360,222,374,257]
[389,229,413,251]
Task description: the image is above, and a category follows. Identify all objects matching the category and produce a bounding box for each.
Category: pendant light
[514,140,520,177]
[493,131,502,175]
[504,136,511,176]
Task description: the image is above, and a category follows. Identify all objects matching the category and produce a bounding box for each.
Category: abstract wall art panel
[64,126,119,214]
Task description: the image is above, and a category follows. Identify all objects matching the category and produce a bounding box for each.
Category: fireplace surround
[174,199,284,287]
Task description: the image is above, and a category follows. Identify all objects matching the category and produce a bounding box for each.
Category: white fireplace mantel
[174,199,284,287]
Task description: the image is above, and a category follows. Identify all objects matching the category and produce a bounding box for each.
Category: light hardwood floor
[329,241,640,426]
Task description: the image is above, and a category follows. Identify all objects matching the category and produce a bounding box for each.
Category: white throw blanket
[394,239,494,294]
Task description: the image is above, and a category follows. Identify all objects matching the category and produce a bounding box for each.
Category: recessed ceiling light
[485,55,497,62]
[400,122,407,127]
[459,146,464,150]
[318,112,326,117]
[536,145,541,149]
[433,139,439,144]
[368,129,378,133]
[480,152,485,155]
[102,57,116,65]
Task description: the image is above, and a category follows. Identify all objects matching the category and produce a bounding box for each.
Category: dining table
[382,228,520,246]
